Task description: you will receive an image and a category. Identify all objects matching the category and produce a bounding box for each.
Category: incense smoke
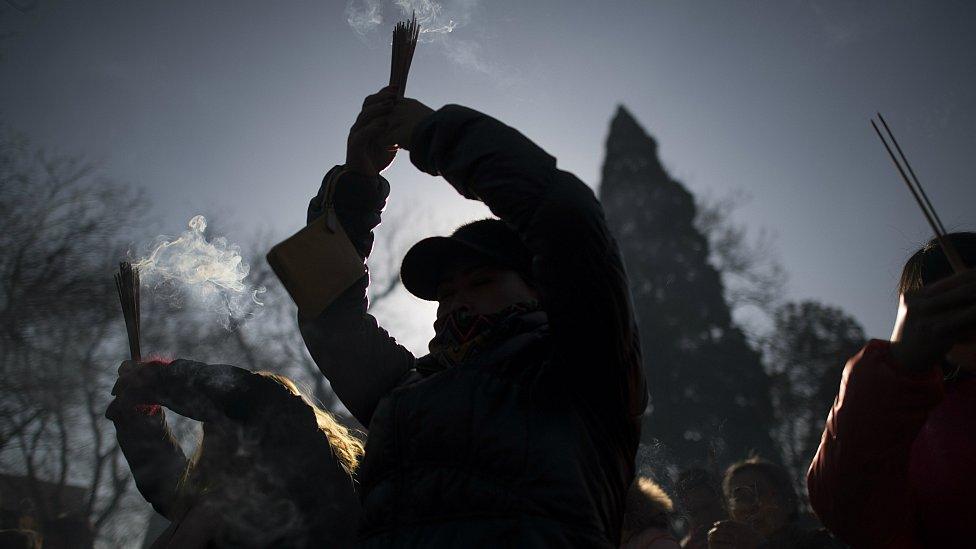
[394,0,460,35]
[134,215,264,329]
[347,0,466,38]
[347,0,384,36]
[345,0,504,80]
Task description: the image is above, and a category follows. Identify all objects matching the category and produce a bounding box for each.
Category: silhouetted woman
[808,233,976,547]
[106,359,362,548]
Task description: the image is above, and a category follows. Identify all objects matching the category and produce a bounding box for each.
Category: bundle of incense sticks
[389,12,420,99]
[114,262,142,361]
[871,113,968,273]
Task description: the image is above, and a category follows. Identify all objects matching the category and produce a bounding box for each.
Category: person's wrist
[397,122,422,150]
[394,125,415,151]
[344,158,377,178]
[398,105,435,151]
[347,166,378,177]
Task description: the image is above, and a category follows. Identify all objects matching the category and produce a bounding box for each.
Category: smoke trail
[344,0,506,80]
[394,0,460,36]
[133,215,264,329]
[347,0,383,37]
[347,0,465,37]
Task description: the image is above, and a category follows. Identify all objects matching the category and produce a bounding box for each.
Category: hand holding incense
[114,261,142,361]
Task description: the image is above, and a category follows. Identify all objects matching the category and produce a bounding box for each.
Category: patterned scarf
[422,302,541,374]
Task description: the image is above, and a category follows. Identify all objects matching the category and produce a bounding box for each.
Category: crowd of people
[80,88,976,547]
[622,457,843,549]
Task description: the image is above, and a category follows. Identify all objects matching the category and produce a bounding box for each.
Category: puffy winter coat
[300,105,648,547]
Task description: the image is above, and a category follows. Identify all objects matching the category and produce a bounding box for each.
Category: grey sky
[2,0,974,353]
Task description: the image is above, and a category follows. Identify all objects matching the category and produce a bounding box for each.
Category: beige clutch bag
[266,203,365,319]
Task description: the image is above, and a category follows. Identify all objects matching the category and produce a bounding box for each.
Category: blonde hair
[178,371,366,502]
[258,372,365,474]
[621,476,674,542]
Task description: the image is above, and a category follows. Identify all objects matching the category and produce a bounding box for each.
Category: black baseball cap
[400,218,533,301]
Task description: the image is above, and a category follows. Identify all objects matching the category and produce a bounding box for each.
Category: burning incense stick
[114,262,142,361]
[390,12,420,99]
[871,113,968,273]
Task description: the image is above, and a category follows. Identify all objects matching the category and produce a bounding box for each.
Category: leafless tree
[0,128,151,546]
[0,123,421,546]
[695,189,788,341]
[762,300,866,505]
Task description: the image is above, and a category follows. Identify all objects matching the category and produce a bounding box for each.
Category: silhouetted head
[183,372,364,494]
[258,372,364,474]
[894,231,976,370]
[722,457,797,539]
[676,468,727,530]
[621,476,674,544]
[401,218,538,323]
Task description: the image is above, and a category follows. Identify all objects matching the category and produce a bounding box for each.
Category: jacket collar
[416,310,549,376]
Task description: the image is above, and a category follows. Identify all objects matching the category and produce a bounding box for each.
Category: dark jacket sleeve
[409,105,647,420]
[807,339,943,548]
[109,361,326,517]
[298,166,417,427]
[140,359,306,425]
[107,397,188,520]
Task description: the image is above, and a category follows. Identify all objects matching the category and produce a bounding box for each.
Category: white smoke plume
[345,0,503,79]
[347,0,384,36]
[348,0,467,38]
[133,215,264,329]
[394,0,460,35]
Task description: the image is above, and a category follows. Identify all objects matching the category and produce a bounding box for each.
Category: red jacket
[807,340,976,548]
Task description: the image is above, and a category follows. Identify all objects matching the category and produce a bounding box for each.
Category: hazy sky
[2,0,974,354]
